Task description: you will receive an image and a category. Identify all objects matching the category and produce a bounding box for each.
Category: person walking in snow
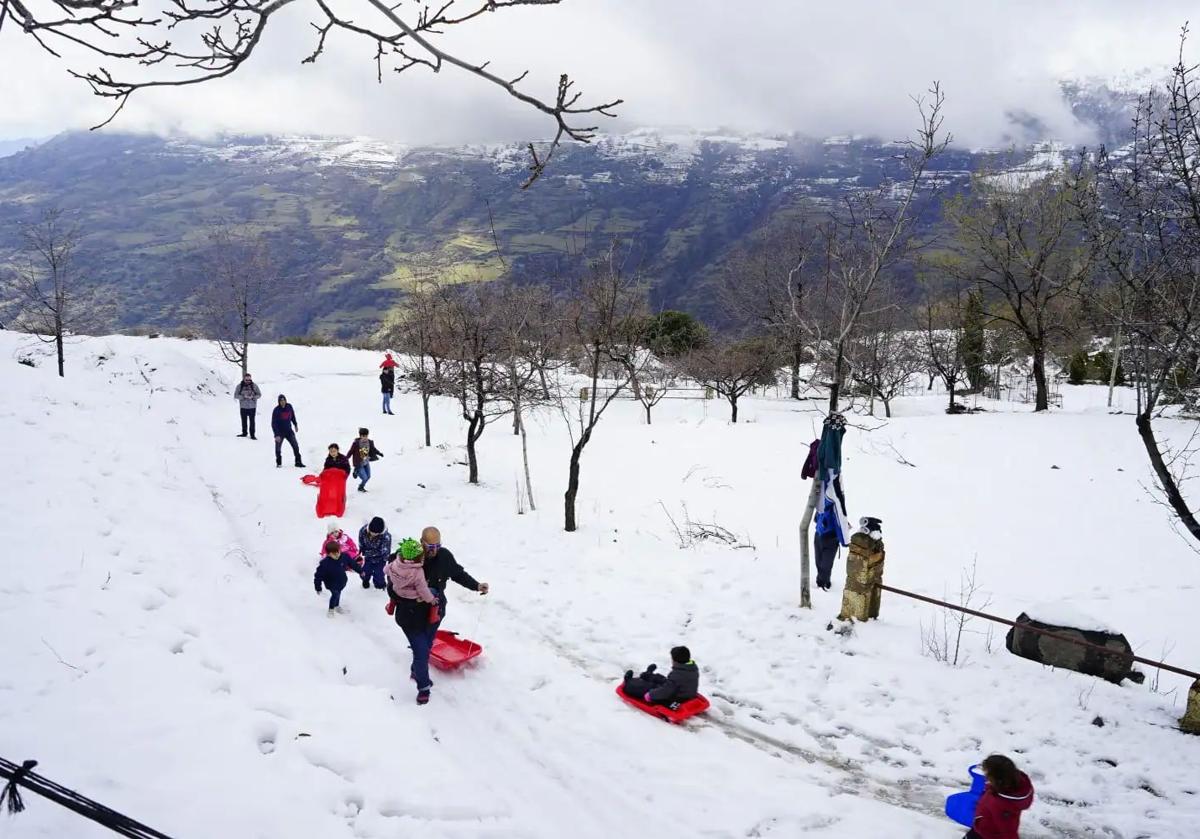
[314,540,360,616]
[966,754,1034,839]
[320,519,359,562]
[385,537,442,705]
[357,516,392,589]
[418,526,488,642]
[380,365,396,415]
[233,372,262,439]
[348,428,383,493]
[622,646,700,706]
[271,395,305,468]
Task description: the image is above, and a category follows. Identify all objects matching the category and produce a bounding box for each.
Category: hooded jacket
[973,772,1034,839]
[647,660,700,704]
[347,437,383,468]
[380,367,395,395]
[319,530,359,561]
[386,558,438,604]
[314,553,359,592]
[271,396,298,435]
[358,524,392,565]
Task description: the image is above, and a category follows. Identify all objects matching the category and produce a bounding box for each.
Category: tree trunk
[240,319,250,377]
[729,394,739,423]
[798,480,820,608]
[1137,413,1200,542]
[54,314,64,378]
[1032,344,1049,412]
[791,346,802,400]
[882,396,892,418]
[421,388,431,447]
[947,379,956,412]
[828,340,846,412]
[1107,324,1123,408]
[520,420,536,512]
[564,439,586,532]
[644,404,652,425]
[538,365,551,400]
[466,417,481,484]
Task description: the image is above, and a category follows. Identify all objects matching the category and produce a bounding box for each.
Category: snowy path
[2,334,1198,838]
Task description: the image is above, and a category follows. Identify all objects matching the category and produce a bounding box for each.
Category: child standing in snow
[623,646,700,706]
[314,541,360,616]
[323,443,352,475]
[320,520,359,561]
[348,428,383,493]
[385,538,441,705]
[966,754,1034,839]
[357,516,392,589]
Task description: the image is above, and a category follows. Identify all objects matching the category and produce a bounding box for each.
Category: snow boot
[238,432,248,438]
[276,457,282,468]
[357,486,367,493]
[361,575,370,589]
[416,689,431,706]
[326,609,336,619]
[295,460,305,468]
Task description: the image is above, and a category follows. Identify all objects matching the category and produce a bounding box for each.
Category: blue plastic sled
[945,764,986,828]
[615,684,710,724]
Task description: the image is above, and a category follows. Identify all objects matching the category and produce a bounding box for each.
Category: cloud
[0,0,1194,146]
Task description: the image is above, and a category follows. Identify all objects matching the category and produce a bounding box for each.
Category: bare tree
[561,246,647,532]
[434,284,510,485]
[6,208,96,377]
[921,287,969,414]
[1080,28,1200,543]
[816,84,950,412]
[720,224,813,399]
[385,278,448,447]
[681,336,781,423]
[3,0,620,187]
[944,166,1095,411]
[628,358,672,425]
[196,226,284,376]
[848,291,922,418]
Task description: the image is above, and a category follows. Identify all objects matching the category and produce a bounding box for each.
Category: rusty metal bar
[879,583,1200,681]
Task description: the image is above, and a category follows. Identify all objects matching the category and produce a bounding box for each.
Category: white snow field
[1,333,1198,839]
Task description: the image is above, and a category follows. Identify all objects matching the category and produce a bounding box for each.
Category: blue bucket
[944,764,986,828]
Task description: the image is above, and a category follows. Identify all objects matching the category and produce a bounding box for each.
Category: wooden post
[838,532,885,622]
[1183,679,1200,735]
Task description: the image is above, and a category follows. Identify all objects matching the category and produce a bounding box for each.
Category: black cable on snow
[0,757,174,838]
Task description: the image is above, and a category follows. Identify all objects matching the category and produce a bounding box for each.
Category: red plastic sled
[615,684,710,724]
[430,630,483,671]
[301,474,321,487]
[314,468,348,519]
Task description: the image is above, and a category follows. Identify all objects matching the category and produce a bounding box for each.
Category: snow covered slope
[1,334,1198,838]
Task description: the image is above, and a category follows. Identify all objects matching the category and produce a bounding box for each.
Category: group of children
[312,518,432,615]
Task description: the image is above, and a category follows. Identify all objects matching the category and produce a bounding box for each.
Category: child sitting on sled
[623,646,700,706]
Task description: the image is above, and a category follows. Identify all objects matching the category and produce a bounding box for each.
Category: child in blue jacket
[357,516,392,589]
[314,540,361,616]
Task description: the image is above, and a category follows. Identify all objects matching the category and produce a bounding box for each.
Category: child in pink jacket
[386,538,441,705]
[319,519,359,561]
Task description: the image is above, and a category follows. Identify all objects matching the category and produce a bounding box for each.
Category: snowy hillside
[1,334,1198,838]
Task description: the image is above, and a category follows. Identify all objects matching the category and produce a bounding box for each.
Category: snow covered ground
[1,333,1198,838]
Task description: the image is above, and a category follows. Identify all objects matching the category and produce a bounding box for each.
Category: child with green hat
[385,537,441,704]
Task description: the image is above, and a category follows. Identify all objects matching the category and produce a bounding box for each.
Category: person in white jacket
[233,372,262,439]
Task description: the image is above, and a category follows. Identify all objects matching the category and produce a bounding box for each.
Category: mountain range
[0,80,1141,339]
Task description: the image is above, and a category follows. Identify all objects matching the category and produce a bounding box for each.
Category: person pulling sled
[386,538,442,705]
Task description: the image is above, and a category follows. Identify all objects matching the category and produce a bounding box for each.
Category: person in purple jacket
[271,395,305,468]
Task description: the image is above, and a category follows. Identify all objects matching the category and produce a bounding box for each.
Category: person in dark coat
[623,646,700,706]
[314,540,361,616]
[419,526,488,643]
[323,444,351,475]
[380,367,395,415]
[233,372,262,439]
[348,428,383,493]
[271,395,304,468]
[357,516,392,589]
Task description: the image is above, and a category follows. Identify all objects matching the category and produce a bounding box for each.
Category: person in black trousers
[233,372,262,439]
[380,366,395,415]
[271,395,305,468]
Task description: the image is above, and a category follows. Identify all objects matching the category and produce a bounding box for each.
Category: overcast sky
[0,0,1195,147]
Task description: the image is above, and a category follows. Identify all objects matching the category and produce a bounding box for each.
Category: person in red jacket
[967,754,1034,839]
[379,352,398,370]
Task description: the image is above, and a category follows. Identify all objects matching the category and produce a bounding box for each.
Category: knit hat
[326,519,342,534]
[368,516,386,535]
[398,538,423,560]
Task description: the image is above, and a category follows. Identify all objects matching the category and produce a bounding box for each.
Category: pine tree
[962,291,988,392]
[1068,350,1090,385]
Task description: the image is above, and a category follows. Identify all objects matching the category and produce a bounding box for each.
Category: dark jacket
[358,525,392,565]
[323,453,352,475]
[314,554,359,592]
[973,772,1034,839]
[271,398,298,435]
[348,437,383,468]
[423,547,480,593]
[647,660,700,704]
[380,368,395,395]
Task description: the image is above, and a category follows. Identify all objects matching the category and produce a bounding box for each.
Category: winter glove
[477,582,490,595]
[315,584,322,594]
[428,604,440,624]
[645,663,657,674]
[385,601,396,616]
[643,692,653,703]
